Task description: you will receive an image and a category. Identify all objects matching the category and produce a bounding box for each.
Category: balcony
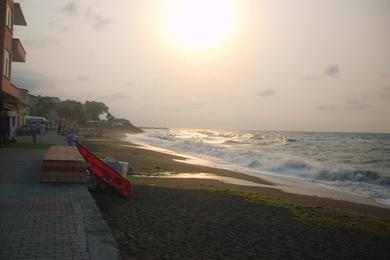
[12,38,26,62]
[13,3,27,26]
[1,77,21,100]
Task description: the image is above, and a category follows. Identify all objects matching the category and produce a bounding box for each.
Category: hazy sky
[13,0,390,132]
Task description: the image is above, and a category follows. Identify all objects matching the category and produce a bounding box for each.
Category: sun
[163,0,236,52]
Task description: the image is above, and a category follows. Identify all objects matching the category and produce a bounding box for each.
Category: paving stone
[0,140,121,260]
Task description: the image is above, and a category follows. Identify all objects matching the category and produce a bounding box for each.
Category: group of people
[57,123,79,146]
[30,121,47,143]
[1,119,81,145]
[1,118,80,145]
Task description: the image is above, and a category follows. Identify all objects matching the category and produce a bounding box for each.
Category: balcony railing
[12,38,26,62]
[1,77,21,99]
[13,3,27,26]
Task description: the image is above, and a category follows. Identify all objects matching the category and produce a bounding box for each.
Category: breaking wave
[127,128,390,205]
[315,169,390,186]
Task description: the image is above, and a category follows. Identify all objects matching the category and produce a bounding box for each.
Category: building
[0,0,26,142]
[19,88,38,126]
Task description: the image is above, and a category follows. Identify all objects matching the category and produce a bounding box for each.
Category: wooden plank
[41,146,87,183]
[43,146,85,162]
[42,165,86,172]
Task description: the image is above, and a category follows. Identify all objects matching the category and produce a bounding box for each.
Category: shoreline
[123,132,390,210]
[82,131,390,219]
[125,135,390,209]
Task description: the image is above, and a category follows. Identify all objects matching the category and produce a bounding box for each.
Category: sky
[12,0,390,133]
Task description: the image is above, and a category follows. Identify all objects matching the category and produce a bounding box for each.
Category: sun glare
[163,0,236,52]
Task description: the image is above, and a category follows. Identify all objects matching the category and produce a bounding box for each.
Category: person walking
[57,122,62,135]
[31,123,38,143]
[39,121,46,143]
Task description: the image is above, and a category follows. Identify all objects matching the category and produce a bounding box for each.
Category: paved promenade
[0,131,121,260]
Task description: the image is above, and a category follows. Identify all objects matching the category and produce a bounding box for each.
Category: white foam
[125,129,390,207]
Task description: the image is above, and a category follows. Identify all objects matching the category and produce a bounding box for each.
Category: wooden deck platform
[41,146,87,183]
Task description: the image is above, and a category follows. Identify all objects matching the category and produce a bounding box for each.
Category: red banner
[76,141,131,199]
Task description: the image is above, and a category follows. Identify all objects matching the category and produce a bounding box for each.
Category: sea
[125,128,390,206]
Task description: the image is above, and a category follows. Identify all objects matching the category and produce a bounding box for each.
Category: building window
[3,50,11,78]
[5,4,13,30]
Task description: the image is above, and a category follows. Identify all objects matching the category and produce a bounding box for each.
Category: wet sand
[83,132,390,259]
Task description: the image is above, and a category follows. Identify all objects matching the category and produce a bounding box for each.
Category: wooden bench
[41,146,87,183]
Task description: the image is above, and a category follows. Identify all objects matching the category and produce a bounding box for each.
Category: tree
[84,101,109,121]
[106,111,114,121]
[57,100,86,123]
[34,96,57,118]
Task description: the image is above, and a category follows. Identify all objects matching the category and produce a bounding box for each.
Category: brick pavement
[0,131,121,260]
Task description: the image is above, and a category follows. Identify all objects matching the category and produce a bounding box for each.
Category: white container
[117,161,128,178]
[103,158,128,178]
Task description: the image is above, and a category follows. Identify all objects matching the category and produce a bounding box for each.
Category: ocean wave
[247,159,262,168]
[368,147,390,154]
[362,158,388,164]
[127,128,390,204]
[263,159,315,176]
[223,140,241,145]
[198,130,217,136]
[315,169,390,187]
[251,134,296,145]
[282,159,311,170]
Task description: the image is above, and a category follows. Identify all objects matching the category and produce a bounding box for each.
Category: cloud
[303,76,320,81]
[127,80,144,87]
[86,7,112,30]
[12,71,57,92]
[93,14,112,30]
[324,65,339,77]
[142,104,180,111]
[141,99,206,111]
[187,101,206,107]
[76,75,89,82]
[48,17,69,32]
[345,100,369,110]
[257,89,276,97]
[62,1,78,15]
[380,86,390,99]
[24,34,60,48]
[109,92,130,101]
[316,105,338,111]
[55,3,112,31]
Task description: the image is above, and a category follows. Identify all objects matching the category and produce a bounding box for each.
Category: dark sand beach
[84,132,390,259]
[93,186,390,259]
